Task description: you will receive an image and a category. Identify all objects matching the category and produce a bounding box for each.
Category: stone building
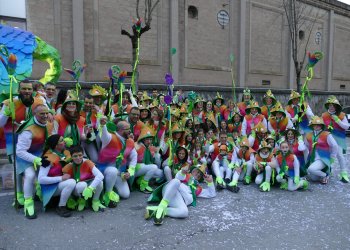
[1,0,350,97]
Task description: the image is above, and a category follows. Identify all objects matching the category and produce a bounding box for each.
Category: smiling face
[244,94,251,102]
[143,137,153,147]
[72,152,84,165]
[35,105,49,124]
[83,98,94,112]
[287,130,295,141]
[177,148,186,160]
[250,107,258,115]
[66,101,77,113]
[280,142,289,154]
[206,101,213,111]
[45,84,56,99]
[328,104,336,113]
[191,168,203,181]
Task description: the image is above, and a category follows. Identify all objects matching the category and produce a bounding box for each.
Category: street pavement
[1,153,350,249]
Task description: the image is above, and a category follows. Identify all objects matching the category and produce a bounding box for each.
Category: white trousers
[53,179,76,206]
[255,165,272,185]
[162,179,189,218]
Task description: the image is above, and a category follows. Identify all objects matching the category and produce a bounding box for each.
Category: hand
[62,174,71,181]
[298,135,303,143]
[3,106,11,117]
[47,113,54,123]
[121,172,130,181]
[82,186,95,200]
[93,105,100,113]
[100,116,108,126]
[181,166,189,175]
[128,166,136,176]
[204,174,213,183]
[128,133,134,140]
[41,156,51,168]
[63,137,73,147]
[294,176,300,185]
[33,157,42,170]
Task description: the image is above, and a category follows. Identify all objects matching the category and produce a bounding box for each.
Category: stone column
[238,0,246,87]
[72,0,85,80]
[170,0,179,84]
[326,10,334,91]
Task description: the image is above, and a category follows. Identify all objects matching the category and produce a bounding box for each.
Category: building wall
[1,0,350,93]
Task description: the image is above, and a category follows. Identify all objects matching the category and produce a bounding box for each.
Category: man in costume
[16,104,52,218]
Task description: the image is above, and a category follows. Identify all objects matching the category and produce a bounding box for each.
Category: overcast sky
[338,0,350,5]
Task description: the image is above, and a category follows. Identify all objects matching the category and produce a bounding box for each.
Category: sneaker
[302,180,309,190]
[24,198,37,219]
[153,207,166,226]
[77,198,86,211]
[226,185,240,193]
[224,178,231,184]
[280,182,288,190]
[243,176,251,185]
[56,206,72,217]
[340,171,349,183]
[108,201,118,208]
[144,206,158,220]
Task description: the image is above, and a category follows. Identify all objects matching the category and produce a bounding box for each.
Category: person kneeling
[62,145,105,212]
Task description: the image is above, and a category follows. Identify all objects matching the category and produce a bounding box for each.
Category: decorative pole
[64,60,86,99]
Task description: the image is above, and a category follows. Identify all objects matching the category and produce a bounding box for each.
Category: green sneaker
[77,198,86,211]
[67,197,77,210]
[259,182,271,192]
[243,175,251,185]
[24,197,37,219]
[103,191,120,208]
[340,171,349,183]
[140,179,153,193]
[280,182,288,190]
[92,199,106,212]
[154,200,168,225]
[303,180,309,190]
[13,192,25,208]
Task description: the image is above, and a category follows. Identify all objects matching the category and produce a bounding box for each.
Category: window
[188,5,198,19]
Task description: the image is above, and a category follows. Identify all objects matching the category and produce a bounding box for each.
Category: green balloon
[171,48,177,55]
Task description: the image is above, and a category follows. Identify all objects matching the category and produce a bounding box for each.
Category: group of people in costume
[0,80,348,225]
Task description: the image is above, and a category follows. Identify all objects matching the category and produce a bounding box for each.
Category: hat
[266,131,276,141]
[205,112,218,129]
[231,107,243,121]
[325,95,342,113]
[191,163,207,177]
[243,88,251,96]
[149,100,159,110]
[194,96,205,105]
[262,90,276,105]
[308,116,325,129]
[288,90,301,105]
[172,122,185,133]
[239,136,250,148]
[246,100,261,114]
[62,90,82,112]
[283,127,299,137]
[89,84,107,97]
[138,126,155,142]
[141,91,152,102]
[257,140,271,153]
[253,122,267,134]
[46,134,61,150]
[213,92,225,105]
[270,102,286,117]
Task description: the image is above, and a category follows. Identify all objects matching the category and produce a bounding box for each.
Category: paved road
[1,142,350,249]
[1,162,350,249]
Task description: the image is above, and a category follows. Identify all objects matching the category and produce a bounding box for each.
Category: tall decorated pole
[117,70,127,116]
[130,18,142,95]
[0,45,19,209]
[64,60,86,99]
[298,51,323,122]
[230,53,236,103]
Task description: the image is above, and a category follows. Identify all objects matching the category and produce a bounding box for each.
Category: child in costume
[134,126,164,193]
[229,137,255,188]
[237,88,253,116]
[254,141,274,192]
[282,128,308,174]
[275,141,308,191]
[305,116,338,184]
[248,122,268,151]
[145,164,216,225]
[242,101,267,137]
[261,90,277,120]
[267,102,293,139]
[38,135,76,217]
[211,144,232,190]
[62,145,105,212]
[191,139,207,166]
[321,96,350,183]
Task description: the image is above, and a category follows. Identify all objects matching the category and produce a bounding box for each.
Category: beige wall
[22,0,350,92]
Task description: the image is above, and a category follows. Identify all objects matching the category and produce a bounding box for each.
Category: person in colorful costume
[285,90,314,135]
[213,92,227,122]
[0,80,46,158]
[261,90,277,120]
[254,141,274,192]
[38,134,76,217]
[44,82,57,109]
[282,127,308,172]
[111,90,138,117]
[53,91,86,147]
[229,136,255,188]
[305,116,338,184]
[190,139,207,166]
[161,123,185,168]
[211,144,232,190]
[237,88,253,116]
[145,164,216,225]
[163,146,190,181]
[16,104,53,218]
[321,96,350,183]
[80,94,101,162]
[134,126,164,193]
[88,84,107,112]
[242,101,267,136]
[125,107,144,141]
[248,122,268,151]
[268,102,293,139]
[223,100,236,122]
[275,141,308,191]
[192,97,205,124]
[62,145,105,212]
[98,120,137,200]
[228,107,243,141]
[139,104,151,123]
